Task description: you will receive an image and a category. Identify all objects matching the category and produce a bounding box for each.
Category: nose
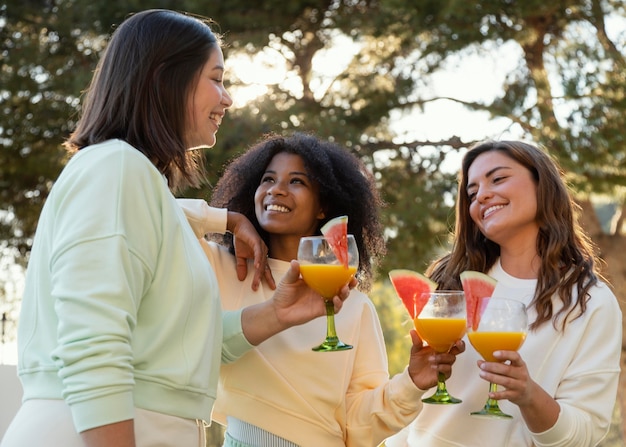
[222,87,233,108]
[267,180,287,196]
[475,185,492,203]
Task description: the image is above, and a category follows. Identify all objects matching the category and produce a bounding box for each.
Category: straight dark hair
[64,9,222,192]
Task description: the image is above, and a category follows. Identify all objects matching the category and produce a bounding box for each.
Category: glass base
[312,337,353,352]
[471,383,512,418]
[470,401,512,419]
[421,372,462,404]
[422,393,462,404]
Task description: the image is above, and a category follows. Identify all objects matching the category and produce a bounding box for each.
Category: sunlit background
[1,11,625,365]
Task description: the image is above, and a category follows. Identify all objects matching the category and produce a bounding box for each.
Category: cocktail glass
[468,297,528,418]
[297,235,358,352]
[414,290,467,404]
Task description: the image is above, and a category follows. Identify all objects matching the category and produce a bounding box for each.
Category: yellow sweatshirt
[179,199,424,447]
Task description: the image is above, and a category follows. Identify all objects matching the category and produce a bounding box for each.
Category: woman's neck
[269,236,300,262]
[499,246,540,279]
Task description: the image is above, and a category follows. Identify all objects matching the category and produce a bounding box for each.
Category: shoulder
[71,139,146,162]
[586,280,621,313]
[67,139,159,179]
[50,140,166,208]
[562,279,623,329]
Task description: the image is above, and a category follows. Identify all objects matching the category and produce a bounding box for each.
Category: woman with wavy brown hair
[385,140,621,447]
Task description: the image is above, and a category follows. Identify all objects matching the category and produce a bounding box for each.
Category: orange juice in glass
[468,297,528,419]
[299,264,357,299]
[467,331,526,362]
[297,235,359,352]
[414,317,467,353]
[415,291,466,404]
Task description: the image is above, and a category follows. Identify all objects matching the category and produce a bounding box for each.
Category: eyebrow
[467,166,512,190]
[263,169,310,177]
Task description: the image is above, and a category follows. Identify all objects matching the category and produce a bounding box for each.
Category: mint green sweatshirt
[15,140,251,433]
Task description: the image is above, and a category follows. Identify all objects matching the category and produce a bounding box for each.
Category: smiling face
[184,46,233,149]
[254,152,326,245]
[466,150,540,249]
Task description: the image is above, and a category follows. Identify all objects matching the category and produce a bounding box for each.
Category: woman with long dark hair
[1,11,346,447]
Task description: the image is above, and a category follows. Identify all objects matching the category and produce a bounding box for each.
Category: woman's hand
[271,260,354,324]
[477,350,559,432]
[477,350,532,404]
[227,211,276,290]
[240,260,354,345]
[408,331,465,390]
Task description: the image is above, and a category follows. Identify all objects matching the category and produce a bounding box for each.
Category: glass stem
[324,300,339,343]
[436,372,448,392]
[484,382,500,409]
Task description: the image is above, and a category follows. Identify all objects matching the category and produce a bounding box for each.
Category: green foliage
[3,0,626,279]
[2,0,626,358]
[370,280,414,376]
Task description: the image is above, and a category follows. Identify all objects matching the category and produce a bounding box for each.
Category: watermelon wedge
[460,270,497,330]
[389,269,438,319]
[321,215,349,268]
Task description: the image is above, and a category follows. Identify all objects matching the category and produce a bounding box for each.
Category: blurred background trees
[1,1,625,444]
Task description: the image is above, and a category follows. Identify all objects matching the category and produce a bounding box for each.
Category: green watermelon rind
[389,269,438,319]
[460,270,497,330]
[321,216,349,267]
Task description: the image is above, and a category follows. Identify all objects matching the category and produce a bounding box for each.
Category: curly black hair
[209,132,386,291]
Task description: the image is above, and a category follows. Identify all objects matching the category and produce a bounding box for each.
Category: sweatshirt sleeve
[531,284,622,447]
[176,198,227,237]
[200,237,255,363]
[176,200,255,362]
[344,299,425,447]
[49,145,163,432]
[221,309,254,363]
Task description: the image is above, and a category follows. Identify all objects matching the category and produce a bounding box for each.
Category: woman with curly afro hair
[179,131,463,447]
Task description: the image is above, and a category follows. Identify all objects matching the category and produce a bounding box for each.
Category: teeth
[209,113,222,126]
[266,204,289,213]
[484,205,505,218]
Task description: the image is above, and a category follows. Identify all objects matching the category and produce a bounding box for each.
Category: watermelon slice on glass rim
[460,270,497,330]
[320,215,349,268]
[388,269,438,319]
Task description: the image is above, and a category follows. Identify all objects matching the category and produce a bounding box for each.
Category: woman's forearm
[80,419,135,447]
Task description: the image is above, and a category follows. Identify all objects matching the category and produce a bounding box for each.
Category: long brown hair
[64,9,222,192]
[428,140,601,330]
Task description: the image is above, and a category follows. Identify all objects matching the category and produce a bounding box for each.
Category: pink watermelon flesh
[321,216,349,268]
[460,270,497,330]
[389,269,438,319]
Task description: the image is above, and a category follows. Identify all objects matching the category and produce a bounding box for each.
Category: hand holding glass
[297,235,358,352]
[468,297,528,418]
[414,291,466,404]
